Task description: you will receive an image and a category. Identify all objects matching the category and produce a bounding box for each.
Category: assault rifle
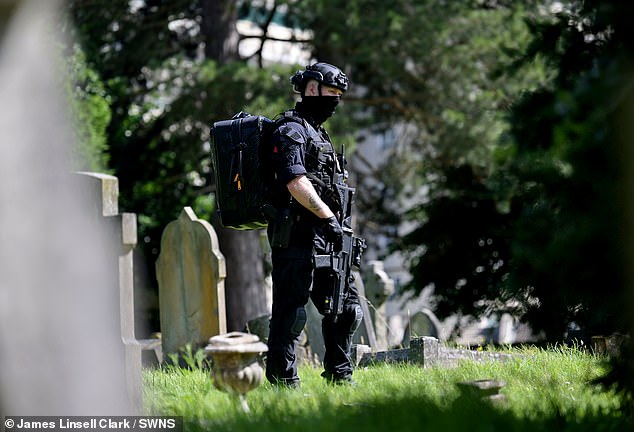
[313,146,366,321]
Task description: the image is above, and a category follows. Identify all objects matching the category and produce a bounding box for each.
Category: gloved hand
[321,216,343,252]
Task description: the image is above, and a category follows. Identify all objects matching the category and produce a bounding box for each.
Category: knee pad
[349,304,363,335]
[339,303,363,336]
[289,306,307,337]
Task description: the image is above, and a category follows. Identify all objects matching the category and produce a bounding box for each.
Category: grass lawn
[143,346,631,432]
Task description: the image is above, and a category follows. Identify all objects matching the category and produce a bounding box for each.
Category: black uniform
[265,103,363,387]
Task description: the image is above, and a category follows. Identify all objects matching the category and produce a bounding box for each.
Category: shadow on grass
[181,391,631,432]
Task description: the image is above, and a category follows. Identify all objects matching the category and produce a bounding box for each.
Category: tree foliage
[65,0,300,331]
[398,0,634,343]
[63,0,633,357]
[504,0,634,338]
[290,0,632,346]
[294,1,547,243]
[63,43,112,172]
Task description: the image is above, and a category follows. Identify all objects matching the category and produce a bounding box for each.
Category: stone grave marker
[0,0,129,413]
[363,260,394,350]
[77,171,161,408]
[401,308,442,346]
[353,270,379,348]
[358,336,519,368]
[156,207,227,357]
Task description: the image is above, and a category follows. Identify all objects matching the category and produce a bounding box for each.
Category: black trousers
[266,221,362,385]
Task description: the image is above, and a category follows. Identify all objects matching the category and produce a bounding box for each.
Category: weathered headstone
[351,344,372,366]
[363,260,394,350]
[358,336,440,367]
[497,313,515,344]
[358,336,518,368]
[402,308,442,346]
[156,207,227,357]
[409,336,440,366]
[353,270,378,348]
[77,172,162,406]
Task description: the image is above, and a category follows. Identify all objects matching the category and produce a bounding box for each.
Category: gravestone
[402,308,442,346]
[359,336,519,368]
[0,0,128,414]
[353,270,378,348]
[156,207,227,357]
[363,260,394,350]
[77,171,161,408]
[358,336,440,367]
[497,313,515,344]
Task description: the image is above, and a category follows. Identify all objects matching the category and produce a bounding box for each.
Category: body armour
[269,110,343,216]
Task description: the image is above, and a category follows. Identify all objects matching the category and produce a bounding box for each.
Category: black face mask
[297,96,340,125]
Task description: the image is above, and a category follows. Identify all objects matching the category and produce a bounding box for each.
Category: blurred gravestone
[76,172,161,403]
[363,260,394,350]
[0,0,128,414]
[156,207,227,357]
[402,308,442,347]
[352,270,378,348]
[497,313,515,345]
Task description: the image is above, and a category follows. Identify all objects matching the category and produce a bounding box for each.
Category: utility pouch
[270,208,293,248]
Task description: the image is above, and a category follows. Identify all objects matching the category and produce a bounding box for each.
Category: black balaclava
[296,95,340,125]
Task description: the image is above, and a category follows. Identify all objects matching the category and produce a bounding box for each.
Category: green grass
[143,346,631,432]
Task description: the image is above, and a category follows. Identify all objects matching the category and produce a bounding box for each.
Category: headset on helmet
[290,62,349,94]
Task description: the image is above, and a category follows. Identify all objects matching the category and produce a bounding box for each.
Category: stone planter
[204,331,268,412]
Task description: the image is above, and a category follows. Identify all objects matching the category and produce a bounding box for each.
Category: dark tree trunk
[200,0,269,331]
[215,225,269,331]
[200,0,239,64]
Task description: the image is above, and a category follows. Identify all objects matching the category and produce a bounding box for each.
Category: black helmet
[290,62,349,93]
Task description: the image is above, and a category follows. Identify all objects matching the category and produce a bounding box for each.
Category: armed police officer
[266,62,364,387]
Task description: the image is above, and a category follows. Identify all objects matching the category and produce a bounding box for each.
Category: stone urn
[204,331,268,412]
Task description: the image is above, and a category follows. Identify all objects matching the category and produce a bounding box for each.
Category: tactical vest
[304,126,337,185]
[293,113,344,214]
[270,111,342,212]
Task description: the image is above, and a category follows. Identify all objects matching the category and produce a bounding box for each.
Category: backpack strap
[229,117,246,191]
[273,110,307,129]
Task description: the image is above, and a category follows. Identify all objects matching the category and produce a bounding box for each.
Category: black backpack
[210,111,275,230]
